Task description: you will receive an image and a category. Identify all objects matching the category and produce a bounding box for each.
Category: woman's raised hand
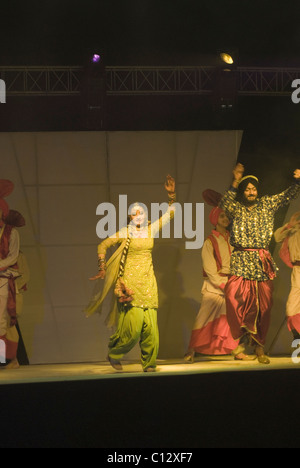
[165,174,175,193]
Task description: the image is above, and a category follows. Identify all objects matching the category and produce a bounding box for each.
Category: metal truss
[106,66,300,96]
[237,67,300,96]
[0,66,82,95]
[105,66,215,95]
[1,65,300,96]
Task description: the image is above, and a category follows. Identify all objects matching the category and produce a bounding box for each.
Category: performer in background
[184,190,237,363]
[86,175,176,373]
[0,180,27,369]
[220,164,300,364]
[274,210,300,342]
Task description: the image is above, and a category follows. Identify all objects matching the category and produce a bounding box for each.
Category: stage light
[92,54,101,63]
[81,51,107,130]
[220,52,234,65]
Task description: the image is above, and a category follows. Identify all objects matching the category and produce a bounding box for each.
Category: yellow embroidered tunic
[97,207,174,309]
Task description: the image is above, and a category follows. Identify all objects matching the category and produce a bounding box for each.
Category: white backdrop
[0,130,244,364]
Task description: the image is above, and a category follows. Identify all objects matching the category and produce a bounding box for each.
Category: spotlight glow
[92,54,101,63]
[220,53,234,65]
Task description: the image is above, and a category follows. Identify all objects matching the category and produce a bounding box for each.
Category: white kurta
[274,223,300,327]
[188,230,236,354]
[201,230,232,295]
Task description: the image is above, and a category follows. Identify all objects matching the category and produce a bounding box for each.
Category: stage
[0,355,298,385]
[1,356,299,449]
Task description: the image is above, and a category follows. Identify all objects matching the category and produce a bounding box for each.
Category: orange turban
[209,206,223,226]
[0,179,14,220]
[0,198,9,220]
[202,189,224,226]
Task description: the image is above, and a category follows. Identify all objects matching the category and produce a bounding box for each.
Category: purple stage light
[92,54,101,63]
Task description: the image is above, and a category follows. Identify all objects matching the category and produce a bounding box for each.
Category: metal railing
[0,65,299,96]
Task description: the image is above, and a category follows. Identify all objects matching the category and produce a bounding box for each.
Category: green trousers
[108,306,159,370]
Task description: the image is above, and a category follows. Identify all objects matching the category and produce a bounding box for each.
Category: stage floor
[1,354,299,385]
[1,354,300,448]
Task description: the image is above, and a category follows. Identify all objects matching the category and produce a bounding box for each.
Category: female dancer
[86,175,176,372]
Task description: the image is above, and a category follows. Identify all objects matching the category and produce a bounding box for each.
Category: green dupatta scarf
[84,233,132,328]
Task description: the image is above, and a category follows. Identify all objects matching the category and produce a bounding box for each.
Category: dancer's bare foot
[183,351,195,363]
[234,353,255,361]
[107,355,123,371]
[4,358,20,369]
[255,346,270,364]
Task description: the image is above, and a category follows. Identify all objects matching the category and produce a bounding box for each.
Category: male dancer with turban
[220,164,300,364]
[184,190,236,362]
[274,210,300,342]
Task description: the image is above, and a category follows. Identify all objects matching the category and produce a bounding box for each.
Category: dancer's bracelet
[168,192,176,205]
[98,258,107,271]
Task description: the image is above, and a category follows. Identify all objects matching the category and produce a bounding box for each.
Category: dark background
[1,1,300,448]
[1,0,299,233]
[1,1,300,136]
[1,0,300,67]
